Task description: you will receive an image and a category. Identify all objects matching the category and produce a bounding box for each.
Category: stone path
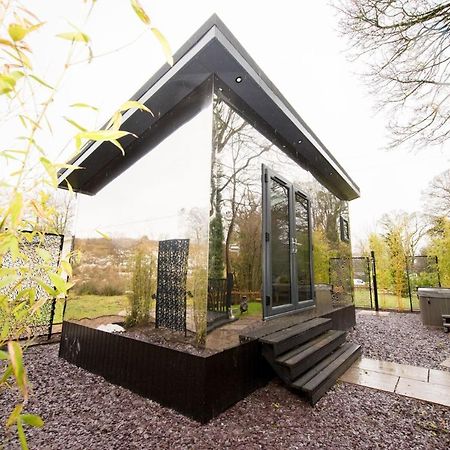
[340,357,450,407]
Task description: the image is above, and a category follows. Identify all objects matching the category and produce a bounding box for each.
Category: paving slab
[428,369,450,387]
[357,310,390,316]
[354,357,428,382]
[395,378,450,408]
[340,367,399,393]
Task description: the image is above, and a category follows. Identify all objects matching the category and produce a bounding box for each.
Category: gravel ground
[0,314,450,450]
[349,311,450,370]
[1,341,449,450]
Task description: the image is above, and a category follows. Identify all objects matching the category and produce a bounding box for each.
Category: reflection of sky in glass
[74,107,212,239]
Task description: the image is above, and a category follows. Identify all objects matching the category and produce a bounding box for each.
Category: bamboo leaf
[20,414,44,428]
[9,192,23,227]
[63,116,87,132]
[17,418,29,450]
[0,364,13,383]
[1,322,10,341]
[6,404,23,427]
[151,27,173,66]
[119,100,153,116]
[35,247,51,262]
[0,274,19,290]
[8,24,28,42]
[48,272,66,293]
[96,229,111,240]
[70,102,98,111]
[109,139,125,155]
[36,279,57,297]
[29,74,54,90]
[57,31,90,43]
[130,0,151,25]
[40,157,58,187]
[0,350,8,359]
[7,342,28,401]
[0,38,15,48]
[61,260,73,277]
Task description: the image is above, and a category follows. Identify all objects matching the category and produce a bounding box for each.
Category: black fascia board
[58,14,360,201]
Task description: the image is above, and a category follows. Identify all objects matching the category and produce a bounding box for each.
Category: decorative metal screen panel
[155,239,189,333]
[329,257,353,306]
[0,232,64,338]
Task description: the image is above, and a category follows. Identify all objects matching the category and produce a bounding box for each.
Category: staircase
[259,317,361,405]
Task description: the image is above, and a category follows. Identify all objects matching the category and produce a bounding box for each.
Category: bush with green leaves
[126,249,155,327]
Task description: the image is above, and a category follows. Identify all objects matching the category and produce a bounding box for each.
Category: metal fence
[330,254,441,312]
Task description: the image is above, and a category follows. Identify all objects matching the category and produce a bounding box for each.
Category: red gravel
[1,343,449,449]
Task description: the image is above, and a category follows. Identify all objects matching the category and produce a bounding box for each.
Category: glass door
[263,167,314,317]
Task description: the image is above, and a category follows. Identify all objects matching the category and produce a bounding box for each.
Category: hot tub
[417,288,450,326]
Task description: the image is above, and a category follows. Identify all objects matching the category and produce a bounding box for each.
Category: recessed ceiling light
[218,87,223,91]
[235,76,243,83]
[298,139,302,144]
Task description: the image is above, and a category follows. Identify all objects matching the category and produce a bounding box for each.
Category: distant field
[354,288,419,312]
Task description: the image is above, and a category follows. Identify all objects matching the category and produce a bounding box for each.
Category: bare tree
[422,168,450,217]
[336,1,450,148]
[379,210,427,257]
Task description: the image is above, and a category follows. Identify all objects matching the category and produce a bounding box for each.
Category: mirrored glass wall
[209,94,353,323]
[67,106,212,345]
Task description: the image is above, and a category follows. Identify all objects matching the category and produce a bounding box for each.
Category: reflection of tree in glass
[295,194,312,301]
[211,98,271,281]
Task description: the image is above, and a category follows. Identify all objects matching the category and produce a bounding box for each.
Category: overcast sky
[4,1,449,247]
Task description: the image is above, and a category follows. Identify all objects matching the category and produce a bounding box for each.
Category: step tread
[301,343,361,394]
[276,330,346,367]
[442,314,450,319]
[443,322,450,328]
[259,318,331,345]
[291,343,355,389]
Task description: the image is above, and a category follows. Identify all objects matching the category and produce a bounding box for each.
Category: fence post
[366,257,373,309]
[370,251,379,312]
[436,256,442,287]
[405,255,413,312]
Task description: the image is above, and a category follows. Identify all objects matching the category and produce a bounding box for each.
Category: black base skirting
[322,304,356,330]
[59,321,273,423]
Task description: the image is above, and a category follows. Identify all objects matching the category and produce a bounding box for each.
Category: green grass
[354,288,419,311]
[55,294,129,322]
[231,301,262,317]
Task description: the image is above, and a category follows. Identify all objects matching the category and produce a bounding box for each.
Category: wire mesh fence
[329,254,441,312]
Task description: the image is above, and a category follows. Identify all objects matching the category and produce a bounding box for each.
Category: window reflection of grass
[53,294,129,322]
[232,301,262,317]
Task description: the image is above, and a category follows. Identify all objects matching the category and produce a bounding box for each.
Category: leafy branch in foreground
[0,1,172,448]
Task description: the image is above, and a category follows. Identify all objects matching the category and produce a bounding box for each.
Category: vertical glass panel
[70,105,212,346]
[270,179,291,307]
[295,193,312,302]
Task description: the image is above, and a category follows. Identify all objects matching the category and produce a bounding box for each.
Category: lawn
[231,301,262,317]
[53,294,129,322]
[354,287,419,311]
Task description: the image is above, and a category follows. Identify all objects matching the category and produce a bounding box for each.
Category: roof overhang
[58,14,360,201]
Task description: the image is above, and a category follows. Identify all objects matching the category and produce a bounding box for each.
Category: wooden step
[291,342,357,389]
[442,314,450,319]
[444,322,450,333]
[276,330,347,381]
[295,343,362,405]
[260,318,331,357]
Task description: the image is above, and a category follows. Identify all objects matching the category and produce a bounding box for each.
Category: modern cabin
[58,15,361,421]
